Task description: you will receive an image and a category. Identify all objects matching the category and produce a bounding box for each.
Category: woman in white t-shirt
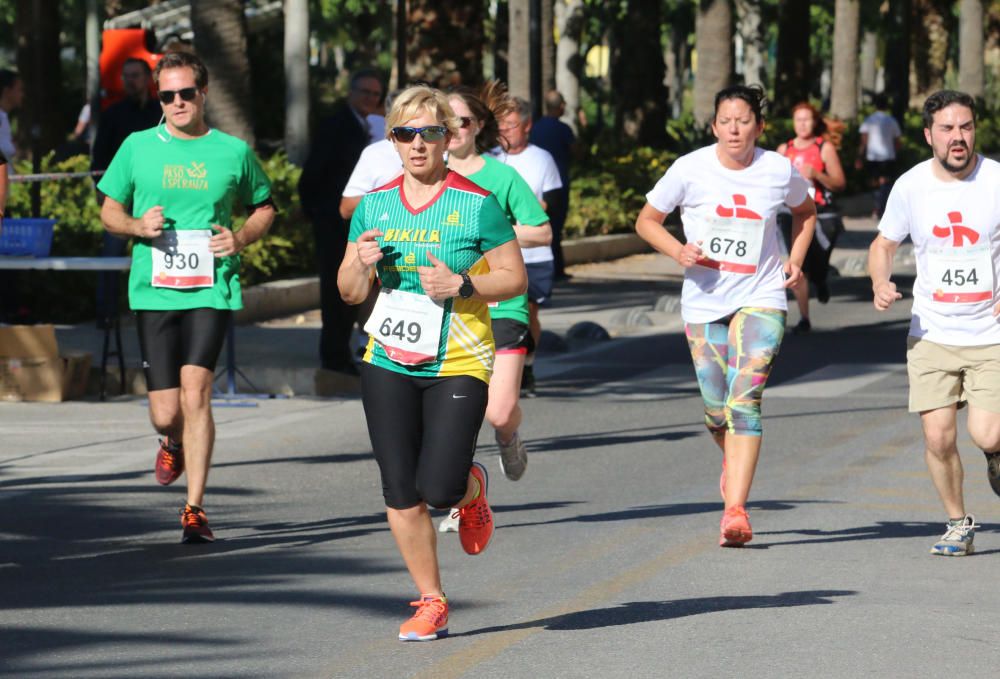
[635,85,816,547]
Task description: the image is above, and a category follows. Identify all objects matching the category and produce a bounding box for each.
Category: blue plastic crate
[0,218,56,257]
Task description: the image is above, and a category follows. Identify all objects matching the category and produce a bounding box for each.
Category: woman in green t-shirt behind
[438,84,551,522]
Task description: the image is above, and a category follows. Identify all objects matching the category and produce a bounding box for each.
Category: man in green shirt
[99,51,274,544]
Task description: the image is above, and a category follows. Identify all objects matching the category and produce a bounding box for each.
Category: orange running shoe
[459,461,494,555]
[155,437,184,486]
[398,595,449,641]
[719,505,752,547]
[180,504,215,544]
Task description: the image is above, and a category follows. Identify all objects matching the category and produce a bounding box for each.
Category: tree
[959,0,985,99]
[555,0,585,132]
[610,0,668,145]
[774,0,810,116]
[190,0,255,146]
[910,0,951,104]
[664,1,694,119]
[830,0,860,119]
[508,0,531,100]
[884,0,911,120]
[284,0,309,165]
[734,0,767,89]
[694,0,733,126]
[407,0,486,87]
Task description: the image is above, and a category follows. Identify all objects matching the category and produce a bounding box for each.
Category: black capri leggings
[136,308,231,391]
[360,362,489,510]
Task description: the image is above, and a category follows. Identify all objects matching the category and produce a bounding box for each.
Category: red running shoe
[459,461,494,555]
[398,595,449,641]
[180,504,215,544]
[155,437,184,486]
[719,505,752,547]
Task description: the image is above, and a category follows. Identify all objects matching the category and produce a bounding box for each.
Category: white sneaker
[497,431,527,481]
[438,510,459,533]
[930,514,978,556]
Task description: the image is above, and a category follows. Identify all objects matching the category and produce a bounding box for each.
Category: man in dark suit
[92,58,163,327]
[299,69,383,377]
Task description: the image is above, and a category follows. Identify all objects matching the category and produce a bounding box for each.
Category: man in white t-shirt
[869,90,1000,557]
[856,94,903,218]
[493,97,563,396]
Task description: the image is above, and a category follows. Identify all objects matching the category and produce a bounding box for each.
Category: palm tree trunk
[284,0,309,165]
[508,0,532,101]
[694,0,733,126]
[407,0,486,87]
[555,0,584,133]
[734,0,767,89]
[959,0,985,98]
[611,0,668,145]
[831,0,860,119]
[190,0,256,146]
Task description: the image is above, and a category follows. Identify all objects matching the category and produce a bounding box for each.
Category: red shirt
[783,138,828,207]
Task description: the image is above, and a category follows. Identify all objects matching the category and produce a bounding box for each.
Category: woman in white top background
[634,84,816,547]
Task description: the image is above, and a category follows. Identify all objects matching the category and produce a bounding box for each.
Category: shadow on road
[458,589,857,636]
[757,520,998,547]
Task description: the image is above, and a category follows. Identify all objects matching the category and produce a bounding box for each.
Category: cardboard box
[0,325,92,402]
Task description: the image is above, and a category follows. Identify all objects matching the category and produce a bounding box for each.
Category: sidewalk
[51,196,912,399]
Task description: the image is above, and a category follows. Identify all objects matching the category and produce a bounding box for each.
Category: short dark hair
[154,51,208,89]
[350,69,382,91]
[714,84,767,123]
[922,90,976,129]
[122,58,152,76]
[0,69,19,97]
[873,93,890,110]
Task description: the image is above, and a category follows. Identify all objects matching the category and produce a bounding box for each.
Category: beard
[937,142,973,174]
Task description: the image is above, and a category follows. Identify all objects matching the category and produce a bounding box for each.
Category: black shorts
[526,261,554,305]
[360,362,489,509]
[865,160,896,179]
[136,308,230,391]
[492,317,534,355]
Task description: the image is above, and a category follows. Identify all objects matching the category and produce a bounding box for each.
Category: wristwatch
[458,272,474,299]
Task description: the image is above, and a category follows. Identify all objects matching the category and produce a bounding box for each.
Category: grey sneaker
[497,431,527,481]
[438,510,459,533]
[930,515,978,556]
[985,452,1000,497]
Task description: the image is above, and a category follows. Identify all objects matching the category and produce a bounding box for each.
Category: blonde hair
[385,85,460,139]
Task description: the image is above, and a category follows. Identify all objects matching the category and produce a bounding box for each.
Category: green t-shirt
[468,155,548,323]
[97,127,272,311]
[349,170,516,383]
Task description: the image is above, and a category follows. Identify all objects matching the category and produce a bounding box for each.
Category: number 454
[941,269,978,286]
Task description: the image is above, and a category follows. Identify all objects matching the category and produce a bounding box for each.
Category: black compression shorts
[492,317,534,355]
[359,362,488,509]
[136,308,230,391]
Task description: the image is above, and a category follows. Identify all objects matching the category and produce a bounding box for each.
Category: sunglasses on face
[158,87,199,104]
[459,116,475,129]
[391,125,448,143]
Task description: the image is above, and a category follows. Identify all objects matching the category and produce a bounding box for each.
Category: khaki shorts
[906,336,1000,413]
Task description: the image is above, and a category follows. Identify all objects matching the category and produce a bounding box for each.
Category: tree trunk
[394,0,407,89]
[190,0,256,146]
[910,0,951,104]
[664,3,694,120]
[885,0,910,121]
[508,0,532,101]
[555,0,584,133]
[830,0,860,119]
[15,0,62,157]
[859,29,878,100]
[284,0,309,165]
[959,0,985,98]
[541,0,555,93]
[407,0,486,88]
[86,0,101,133]
[774,0,810,116]
[611,0,668,145]
[734,0,767,89]
[694,0,733,126]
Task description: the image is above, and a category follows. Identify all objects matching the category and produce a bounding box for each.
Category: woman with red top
[777,102,846,333]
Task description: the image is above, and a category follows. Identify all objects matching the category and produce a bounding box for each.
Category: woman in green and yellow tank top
[337,85,526,641]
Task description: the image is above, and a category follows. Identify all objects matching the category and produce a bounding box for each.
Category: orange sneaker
[180,504,215,544]
[719,505,752,547]
[155,437,184,486]
[459,461,494,555]
[398,595,449,641]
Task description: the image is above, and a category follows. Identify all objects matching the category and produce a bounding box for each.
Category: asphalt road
[3,275,999,679]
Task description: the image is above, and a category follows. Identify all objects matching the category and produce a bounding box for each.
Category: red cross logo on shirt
[716,194,762,220]
[932,211,979,247]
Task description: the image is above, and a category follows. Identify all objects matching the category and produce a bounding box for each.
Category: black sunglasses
[158,87,199,104]
[391,125,448,143]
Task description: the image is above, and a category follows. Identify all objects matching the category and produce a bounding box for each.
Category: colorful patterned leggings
[685,307,786,437]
